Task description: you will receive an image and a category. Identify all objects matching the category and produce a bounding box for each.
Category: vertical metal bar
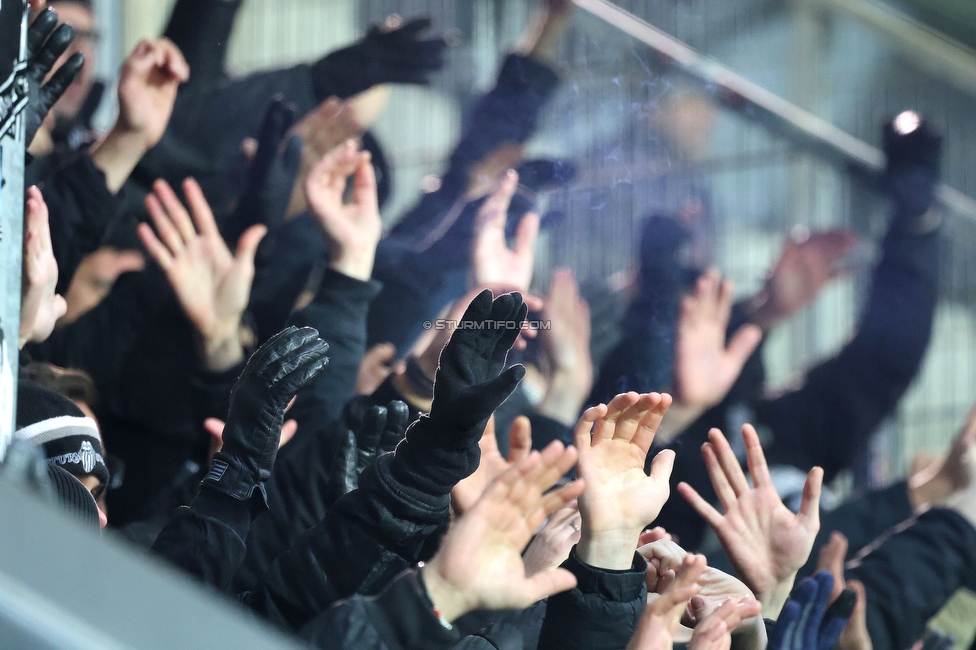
[0,1,28,460]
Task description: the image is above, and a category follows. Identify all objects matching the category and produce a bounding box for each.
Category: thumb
[204,418,225,442]
[235,224,268,266]
[725,323,763,367]
[105,250,146,277]
[508,415,533,463]
[650,449,676,484]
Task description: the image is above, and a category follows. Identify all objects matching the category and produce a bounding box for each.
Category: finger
[183,178,220,238]
[638,527,671,547]
[106,250,146,276]
[159,37,190,81]
[353,152,379,215]
[701,441,738,511]
[816,531,848,603]
[649,449,676,487]
[514,211,540,261]
[475,170,518,231]
[38,52,84,111]
[508,415,533,464]
[573,405,606,450]
[235,224,269,267]
[521,567,578,605]
[27,9,59,57]
[542,479,586,515]
[716,278,735,325]
[798,466,824,525]
[151,179,196,244]
[677,481,724,528]
[707,428,750,497]
[30,22,73,81]
[203,418,224,441]
[614,393,659,444]
[633,393,673,455]
[593,392,640,441]
[136,222,174,271]
[741,423,772,488]
[279,419,298,448]
[725,324,763,368]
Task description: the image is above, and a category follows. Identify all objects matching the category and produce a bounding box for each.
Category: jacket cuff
[563,547,648,602]
[365,570,459,650]
[314,268,383,305]
[498,53,561,95]
[191,485,253,542]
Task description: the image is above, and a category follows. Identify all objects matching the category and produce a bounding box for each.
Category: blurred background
[95,0,976,491]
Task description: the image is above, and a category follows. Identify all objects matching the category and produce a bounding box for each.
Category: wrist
[419,561,473,624]
[200,328,245,372]
[89,124,153,194]
[758,573,797,621]
[328,249,376,282]
[536,371,590,427]
[576,529,639,571]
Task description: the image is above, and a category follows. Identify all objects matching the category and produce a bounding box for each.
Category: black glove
[882,112,942,227]
[391,290,527,493]
[327,399,410,505]
[24,9,85,147]
[310,17,447,100]
[768,571,856,650]
[226,97,302,249]
[202,327,329,510]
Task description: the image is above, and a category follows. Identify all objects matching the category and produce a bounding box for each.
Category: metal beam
[819,0,976,100]
[571,0,976,222]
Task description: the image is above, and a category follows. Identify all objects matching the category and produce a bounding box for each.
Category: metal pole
[0,0,28,461]
[571,0,976,222]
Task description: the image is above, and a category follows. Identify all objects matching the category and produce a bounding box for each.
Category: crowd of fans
[4,0,975,648]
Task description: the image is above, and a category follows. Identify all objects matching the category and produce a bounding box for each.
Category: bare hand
[523,501,582,577]
[453,415,533,514]
[470,170,540,294]
[688,597,763,650]
[629,553,706,650]
[116,38,189,148]
[304,140,381,281]
[139,178,266,369]
[678,425,822,617]
[61,247,145,325]
[20,186,66,348]
[421,441,585,622]
[575,392,676,570]
[909,400,976,508]
[355,343,398,395]
[751,230,859,328]
[674,269,762,410]
[536,269,593,426]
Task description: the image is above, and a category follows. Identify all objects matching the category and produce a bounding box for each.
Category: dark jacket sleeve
[299,569,460,650]
[798,480,914,579]
[163,0,242,90]
[150,487,252,591]
[37,153,122,294]
[286,268,383,429]
[760,228,939,480]
[368,53,562,349]
[246,450,450,632]
[851,508,976,650]
[537,548,647,650]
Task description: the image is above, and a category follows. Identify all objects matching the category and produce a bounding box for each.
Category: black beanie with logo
[46,463,100,529]
[15,380,109,488]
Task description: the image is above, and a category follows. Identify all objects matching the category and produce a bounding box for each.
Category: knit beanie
[46,463,100,529]
[15,381,109,487]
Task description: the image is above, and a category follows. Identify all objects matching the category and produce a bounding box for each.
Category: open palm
[139,178,265,344]
[678,424,823,596]
[575,392,676,561]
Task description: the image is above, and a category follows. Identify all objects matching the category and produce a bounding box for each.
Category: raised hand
[673,269,763,410]
[61,247,145,325]
[20,187,66,349]
[575,392,676,570]
[116,38,189,148]
[909,400,976,508]
[689,597,763,650]
[627,553,706,650]
[304,140,382,281]
[328,400,410,505]
[536,269,593,426]
[139,178,267,370]
[678,425,823,617]
[453,415,533,514]
[748,230,859,330]
[22,8,85,146]
[522,501,582,577]
[201,327,329,510]
[420,440,585,623]
[470,170,540,294]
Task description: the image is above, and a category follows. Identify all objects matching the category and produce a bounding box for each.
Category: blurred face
[72,399,108,528]
[48,1,97,121]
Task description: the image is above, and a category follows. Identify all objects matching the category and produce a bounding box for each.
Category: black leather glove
[882,112,942,227]
[227,97,302,248]
[310,17,447,100]
[24,9,84,147]
[202,327,329,510]
[391,290,527,493]
[327,399,410,505]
